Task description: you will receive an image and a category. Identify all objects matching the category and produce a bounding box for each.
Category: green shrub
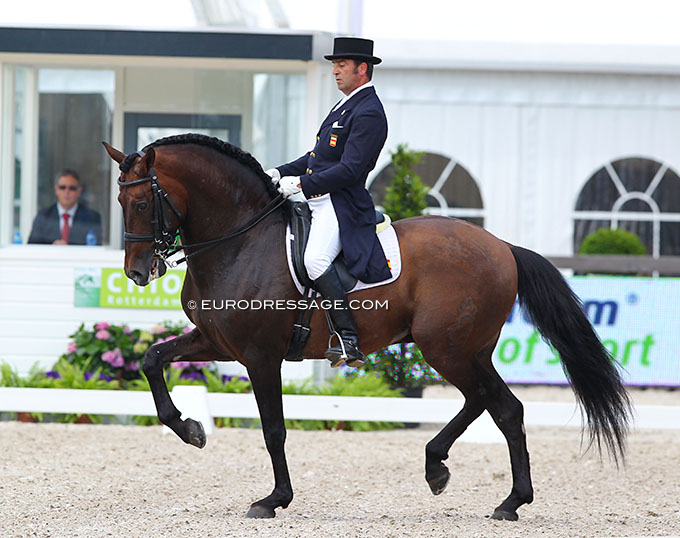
[1,362,120,423]
[579,228,646,255]
[382,144,429,221]
[1,363,407,431]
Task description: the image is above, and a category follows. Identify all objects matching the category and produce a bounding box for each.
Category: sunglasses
[57,185,79,191]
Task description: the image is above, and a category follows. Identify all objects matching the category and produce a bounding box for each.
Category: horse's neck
[177,162,285,285]
[173,156,271,241]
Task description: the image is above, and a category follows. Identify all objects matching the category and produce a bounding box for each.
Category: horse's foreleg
[142,328,218,448]
[244,363,293,519]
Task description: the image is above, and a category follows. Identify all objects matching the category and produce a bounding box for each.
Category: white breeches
[304,194,342,280]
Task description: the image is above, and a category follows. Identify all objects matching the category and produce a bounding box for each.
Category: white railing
[1,386,678,443]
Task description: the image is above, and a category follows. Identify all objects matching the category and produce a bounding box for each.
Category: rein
[117,160,285,267]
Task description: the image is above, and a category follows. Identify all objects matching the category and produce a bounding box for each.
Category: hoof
[490,509,518,521]
[245,504,276,519]
[427,468,451,496]
[185,419,206,449]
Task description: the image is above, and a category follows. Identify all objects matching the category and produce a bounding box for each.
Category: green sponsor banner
[74,267,185,309]
[494,276,680,386]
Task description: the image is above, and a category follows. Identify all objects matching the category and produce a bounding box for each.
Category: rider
[267,37,392,368]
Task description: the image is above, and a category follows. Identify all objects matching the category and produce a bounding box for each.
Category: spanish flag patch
[386,259,392,270]
[329,134,337,147]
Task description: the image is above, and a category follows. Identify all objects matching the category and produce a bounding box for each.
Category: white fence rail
[1,387,678,444]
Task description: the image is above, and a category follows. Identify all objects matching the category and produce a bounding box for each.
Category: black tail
[510,245,632,463]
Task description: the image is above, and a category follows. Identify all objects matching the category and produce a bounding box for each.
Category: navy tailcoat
[277,86,391,283]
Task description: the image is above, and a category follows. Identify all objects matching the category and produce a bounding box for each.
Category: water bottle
[86,229,97,246]
[12,231,21,244]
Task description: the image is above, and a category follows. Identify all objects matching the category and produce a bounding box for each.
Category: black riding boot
[313,265,365,368]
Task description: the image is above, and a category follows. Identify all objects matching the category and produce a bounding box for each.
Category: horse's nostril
[129,270,148,287]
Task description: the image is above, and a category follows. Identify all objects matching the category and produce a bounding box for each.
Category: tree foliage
[382,144,429,221]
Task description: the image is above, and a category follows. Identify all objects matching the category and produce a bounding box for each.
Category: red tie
[61,213,71,243]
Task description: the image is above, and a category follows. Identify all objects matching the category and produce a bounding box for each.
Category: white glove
[265,168,281,185]
[277,176,302,198]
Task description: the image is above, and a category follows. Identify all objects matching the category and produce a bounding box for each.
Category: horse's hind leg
[477,361,534,521]
[423,338,497,496]
[142,328,220,448]
[423,339,533,520]
[424,390,485,495]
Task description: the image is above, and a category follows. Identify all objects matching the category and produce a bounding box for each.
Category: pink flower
[183,327,193,334]
[66,342,78,353]
[191,361,211,368]
[171,361,191,370]
[123,325,131,334]
[95,330,111,340]
[102,348,124,367]
[95,322,110,330]
[155,335,177,345]
[150,324,166,334]
[124,361,139,371]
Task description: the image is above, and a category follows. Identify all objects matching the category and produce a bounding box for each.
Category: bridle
[117,167,182,261]
[117,153,286,268]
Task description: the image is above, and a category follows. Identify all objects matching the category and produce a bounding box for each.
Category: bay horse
[104,134,631,521]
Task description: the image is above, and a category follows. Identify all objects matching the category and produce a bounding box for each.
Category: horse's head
[104,142,185,286]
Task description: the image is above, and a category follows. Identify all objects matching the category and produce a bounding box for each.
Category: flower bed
[1,321,418,430]
[58,321,210,382]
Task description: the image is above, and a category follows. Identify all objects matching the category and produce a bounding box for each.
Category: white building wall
[372,69,680,254]
[0,246,321,381]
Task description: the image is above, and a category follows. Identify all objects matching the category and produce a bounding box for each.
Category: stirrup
[325,331,365,368]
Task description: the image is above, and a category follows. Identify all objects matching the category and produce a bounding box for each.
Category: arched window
[368,152,484,227]
[573,157,680,256]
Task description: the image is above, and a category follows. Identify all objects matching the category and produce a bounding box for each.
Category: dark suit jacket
[28,204,103,245]
[277,86,391,283]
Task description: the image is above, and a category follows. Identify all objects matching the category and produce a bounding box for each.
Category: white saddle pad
[285,224,402,296]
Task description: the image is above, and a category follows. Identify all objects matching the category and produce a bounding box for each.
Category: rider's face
[332,59,366,96]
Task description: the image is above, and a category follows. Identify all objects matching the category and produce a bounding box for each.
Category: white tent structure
[369,39,680,256]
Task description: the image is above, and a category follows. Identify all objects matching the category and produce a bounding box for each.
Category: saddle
[284,201,391,362]
[289,202,390,290]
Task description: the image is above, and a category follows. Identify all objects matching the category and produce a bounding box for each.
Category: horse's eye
[136,202,149,213]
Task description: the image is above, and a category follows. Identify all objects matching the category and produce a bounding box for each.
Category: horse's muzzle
[126,256,166,286]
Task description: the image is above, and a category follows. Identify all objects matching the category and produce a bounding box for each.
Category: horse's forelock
[119,153,139,174]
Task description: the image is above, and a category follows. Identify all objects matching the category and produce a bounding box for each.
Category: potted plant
[348,343,442,397]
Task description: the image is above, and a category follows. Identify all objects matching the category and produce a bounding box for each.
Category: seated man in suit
[28,169,102,245]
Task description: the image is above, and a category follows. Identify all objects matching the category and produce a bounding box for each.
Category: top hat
[324,37,382,65]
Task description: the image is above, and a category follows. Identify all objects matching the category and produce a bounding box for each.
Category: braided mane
[118,133,280,199]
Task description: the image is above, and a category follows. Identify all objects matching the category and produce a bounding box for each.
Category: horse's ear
[140,147,156,173]
[103,142,125,164]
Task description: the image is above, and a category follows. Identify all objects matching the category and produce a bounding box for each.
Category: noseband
[117,153,285,267]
